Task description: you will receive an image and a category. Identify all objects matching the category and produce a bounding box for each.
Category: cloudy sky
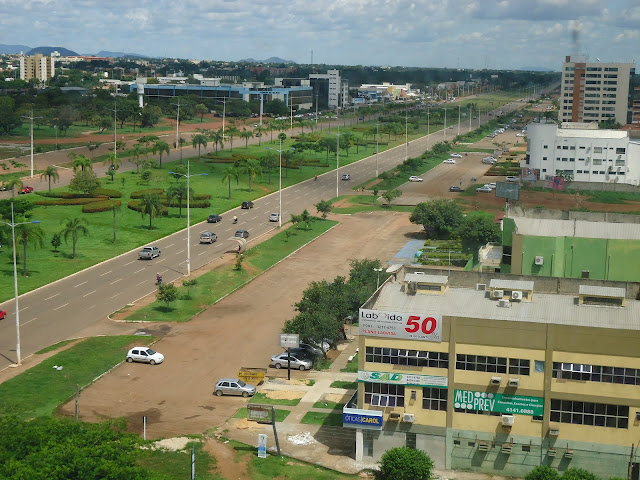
[1,0,638,70]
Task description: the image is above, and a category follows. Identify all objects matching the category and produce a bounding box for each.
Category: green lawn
[137,440,219,480]
[340,353,358,373]
[330,195,413,215]
[312,400,345,410]
[300,411,344,427]
[329,380,357,389]
[0,335,153,419]
[249,392,302,407]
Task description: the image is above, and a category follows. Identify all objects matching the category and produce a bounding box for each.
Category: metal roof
[489,279,534,291]
[405,274,448,284]
[510,216,640,240]
[579,285,626,298]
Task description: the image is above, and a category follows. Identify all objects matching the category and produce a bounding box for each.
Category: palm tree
[242,159,262,192]
[40,166,60,192]
[178,137,187,163]
[5,178,23,197]
[69,153,92,172]
[221,166,236,200]
[152,140,170,168]
[208,128,224,155]
[191,133,208,158]
[60,217,89,259]
[139,193,163,229]
[166,182,191,218]
[253,125,266,146]
[282,150,295,179]
[110,201,121,243]
[240,128,253,148]
[226,126,240,151]
[130,144,144,173]
[15,222,44,276]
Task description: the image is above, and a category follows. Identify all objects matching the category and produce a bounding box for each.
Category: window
[422,387,448,411]
[364,382,404,407]
[553,362,640,385]
[543,157,548,161]
[509,358,531,375]
[594,147,603,153]
[456,354,507,373]
[550,399,628,429]
[366,347,449,368]
[455,406,501,416]
[616,148,626,154]
[543,145,548,149]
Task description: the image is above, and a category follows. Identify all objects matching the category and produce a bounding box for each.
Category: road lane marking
[134,268,145,274]
[44,293,60,301]
[166,243,175,248]
[136,280,147,286]
[74,281,87,288]
[110,292,122,299]
[110,278,122,285]
[100,270,112,277]
[22,317,38,326]
[83,290,96,297]
[124,260,135,266]
[53,303,69,311]
[176,250,184,255]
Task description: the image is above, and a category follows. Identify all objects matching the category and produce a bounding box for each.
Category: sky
[1,0,639,70]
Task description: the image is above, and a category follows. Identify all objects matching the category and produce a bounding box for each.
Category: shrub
[560,468,600,480]
[82,199,121,213]
[525,465,560,480]
[130,188,164,199]
[93,188,122,198]
[379,447,433,480]
[35,197,107,206]
[127,200,168,215]
[192,193,211,200]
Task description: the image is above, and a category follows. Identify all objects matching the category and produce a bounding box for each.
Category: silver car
[126,347,164,365]
[214,378,256,397]
[271,353,312,371]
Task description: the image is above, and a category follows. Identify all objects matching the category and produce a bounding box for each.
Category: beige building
[559,55,634,125]
[351,266,640,479]
[19,53,55,83]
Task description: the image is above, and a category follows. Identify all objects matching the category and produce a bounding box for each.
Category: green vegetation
[233,407,290,422]
[0,335,153,419]
[313,400,345,410]
[300,411,344,426]
[249,392,302,406]
[341,353,359,373]
[330,195,413,215]
[417,239,471,267]
[137,440,218,480]
[380,447,433,480]
[329,380,357,389]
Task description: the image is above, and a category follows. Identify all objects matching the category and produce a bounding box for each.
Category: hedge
[127,200,169,215]
[83,199,122,213]
[130,188,165,199]
[38,188,121,199]
[35,197,108,206]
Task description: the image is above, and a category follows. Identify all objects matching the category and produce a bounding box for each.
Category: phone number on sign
[504,407,535,415]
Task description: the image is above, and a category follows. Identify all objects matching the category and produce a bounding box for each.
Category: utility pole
[21,110,43,177]
[375,122,380,177]
[405,108,408,161]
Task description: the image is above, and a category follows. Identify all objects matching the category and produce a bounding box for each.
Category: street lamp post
[266,140,294,228]
[374,267,383,289]
[1,202,40,366]
[21,110,43,177]
[335,127,340,199]
[375,123,380,177]
[405,108,408,161]
[169,162,207,275]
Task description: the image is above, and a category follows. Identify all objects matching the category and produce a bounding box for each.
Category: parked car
[199,231,217,244]
[241,201,254,209]
[450,153,463,158]
[408,176,423,182]
[516,133,525,137]
[482,157,497,164]
[138,246,161,260]
[476,185,493,193]
[269,213,280,222]
[485,183,497,190]
[214,378,256,397]
[0,310,6,320]
[505,176,518,183]
[126,347,164,365]
[19,186,33,194]
[270,353,312,371]
[341,173,351,181]
[207,214,222,223]
[449,186,464,192]
[235,229,250,238]
[443,159,456,164]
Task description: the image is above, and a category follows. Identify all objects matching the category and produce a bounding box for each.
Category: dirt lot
[59,211,418,438]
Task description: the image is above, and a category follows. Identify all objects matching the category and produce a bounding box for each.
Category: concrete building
[19,53,55,83]
[350,266,640,478]
[524,122,640,185]
[308,69,348,110]
[559,55,635,125]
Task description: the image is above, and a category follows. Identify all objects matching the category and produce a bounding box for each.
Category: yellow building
[351,267,640,478]
[19,54,55,84]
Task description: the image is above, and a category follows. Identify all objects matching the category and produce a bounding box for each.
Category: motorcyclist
[314,175,317,181]
[233,215,238,224]
[156,273,162,285]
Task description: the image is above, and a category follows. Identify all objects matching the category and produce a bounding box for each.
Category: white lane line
[74,281,87,288]
[44,293,60,301]
[83,290,96,297]
[199,251,207,256]
[110,278,122,285]
[110,292,122,299]
[136,280,147,286]
[166,243,175,248]
[53,303,69,311]
[124,260,135,266]
[134,268,145,274]
[100,270,112,277]
[176,250,185,255]
[22,317,38,326]
[87,304,96,310]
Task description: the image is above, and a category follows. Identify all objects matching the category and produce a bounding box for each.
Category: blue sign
[342,408,383,430]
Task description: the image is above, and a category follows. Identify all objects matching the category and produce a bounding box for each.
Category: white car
[269,213,280,222]
[506,176,518,182]
[443,159,456,164]
[126,347,164,365]
[450,153,463,158]
[476,185,493,193]
[409,176,423,182]
[271,353,312,371]
[516,133,525,137]
[485,183,497,190]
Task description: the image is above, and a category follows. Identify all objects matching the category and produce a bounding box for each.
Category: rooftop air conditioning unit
[535,256,544,266]
[501,415,515,427]
[508,378,520,387]
[492,289,504,299]
[490,376,502,385]
[476,283,487,291]
[564,449,574,458]
[388,412,401,421]
[407,281,417,293]
[402,413,415,423]
[511,291,523,301]
[547,448,557,457]
[498,299,511,308]
[501,443,513,454]
[478,441,491,451]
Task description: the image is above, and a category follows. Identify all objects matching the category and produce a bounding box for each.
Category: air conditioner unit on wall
[502,415,515,427]
[498,299,511,308]
[511,291,522,301]
[491,376,502,385]
[407,281,417,293]
[388,412,401,421]
[508,378,520,387]
[402,413,415,423]
[492,289,504,299]
[535,256,544,265]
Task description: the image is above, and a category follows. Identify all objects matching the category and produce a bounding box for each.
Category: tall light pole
[267,140,294,228]
[335,126,340,199]
[375,122,380,177]
[458,104,461,137]
[21,110,42,177]
[1,202,40,366]
[405,108,408,161]
[169,163,207,275]
[374,267,383,289]
[443,108,447,142]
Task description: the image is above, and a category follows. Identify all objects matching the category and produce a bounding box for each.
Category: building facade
[559,55,635,125]
[352,267,640,479]
[19,53,55,83]
[309,69,348,110]
[525,122,640,185]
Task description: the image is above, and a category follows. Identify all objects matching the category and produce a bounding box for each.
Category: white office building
[525,122,640,186]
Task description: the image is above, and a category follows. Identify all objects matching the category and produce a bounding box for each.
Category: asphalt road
[0,97,533,370]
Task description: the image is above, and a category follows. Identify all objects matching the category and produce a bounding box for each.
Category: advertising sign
[342,407,383,430]
[453,390,544,417]
[257,434,267,458]
[279,334,300,349]
[247,404,273,424]
[358,370,448,388]
[359,308,442,342]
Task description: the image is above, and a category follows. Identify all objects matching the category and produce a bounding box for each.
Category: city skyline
[2,0,638,70]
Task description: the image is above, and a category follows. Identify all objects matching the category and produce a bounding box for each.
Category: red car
[0,310,6,321]
[19,186,34,194]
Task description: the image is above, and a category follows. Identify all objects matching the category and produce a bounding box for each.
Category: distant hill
[93,50,148,59]
[0,43,31,54]
[239,56,296,64]
[27,46,78,56]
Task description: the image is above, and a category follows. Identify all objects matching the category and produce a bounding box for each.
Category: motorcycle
[156,275,163,286]
[233,217,238,224]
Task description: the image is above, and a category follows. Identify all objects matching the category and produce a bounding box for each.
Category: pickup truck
[138,246,161,260]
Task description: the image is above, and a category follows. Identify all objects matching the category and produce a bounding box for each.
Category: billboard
[358,370,448,388]
[453,390,543,416]
[545,175,566,191]
[496,181,520,201]
[359,308,442,342]
[342,408,383,430]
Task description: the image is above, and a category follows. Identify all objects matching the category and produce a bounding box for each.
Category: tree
[208,128,224,155]
[242,159,262,192]
[226,125,240,151]
[166,182,191,218]
[191,133,208,158]
[0,97,21,134]
[140,104,162,127]
[130,144,145,173]
[379,447,433,480]
[560,469,600,480]
[69,169,100,195]
[110,201,120,243]
[51,232,61,251]
[15,221,45,276]
[60,217,90,259]
[410,200,463,238]
[4,178,23,198]
[69,153,93,172]
[152,140,170,168]
[240,128,253,148]
[182,278,197,299]
[457,212,501,254]
[253,125,266,146]
[525,466,560,480]
[315,200,332,219]
[195,103,208,122]
[382,188,402,205]
[156,283,178,310]
[178,137,188,163]
[139,193,163,229]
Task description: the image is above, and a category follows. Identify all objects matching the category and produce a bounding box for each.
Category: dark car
[207,214,222,223]
[449,186,464,192]
[235,229,249,238]
[241,201,254,209]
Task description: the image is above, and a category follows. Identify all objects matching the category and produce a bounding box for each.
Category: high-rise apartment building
[559,55,634,125]
[19,53,56,84]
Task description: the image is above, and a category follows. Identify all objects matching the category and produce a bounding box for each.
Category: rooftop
[510,216,640,240]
